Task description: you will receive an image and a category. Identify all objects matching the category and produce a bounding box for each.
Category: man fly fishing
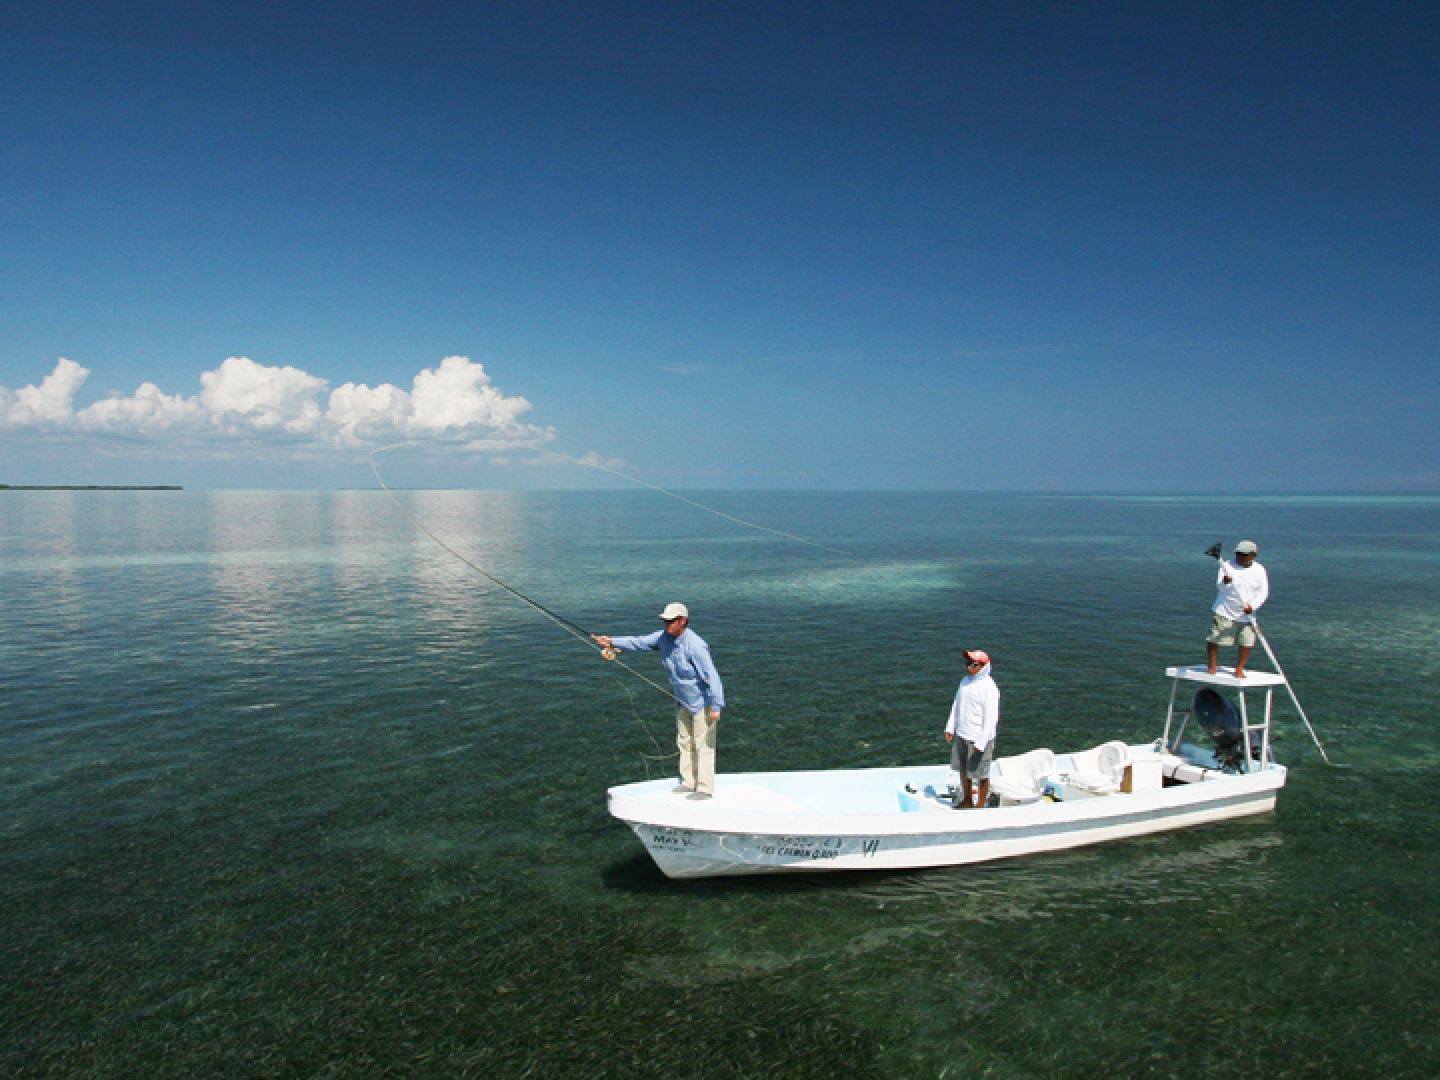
[592,603,725,800]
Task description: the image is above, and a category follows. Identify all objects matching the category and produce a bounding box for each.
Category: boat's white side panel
[609,758,1286,879]
[633,789,1276,878]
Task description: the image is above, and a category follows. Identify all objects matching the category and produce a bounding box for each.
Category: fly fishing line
[368,441,849,772]
[547,451,852,557]
[368,444,678,709]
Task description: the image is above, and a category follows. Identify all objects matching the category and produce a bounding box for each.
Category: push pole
[1250,618,1333,765]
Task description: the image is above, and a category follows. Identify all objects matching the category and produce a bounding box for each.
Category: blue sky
[3,1,1436,490]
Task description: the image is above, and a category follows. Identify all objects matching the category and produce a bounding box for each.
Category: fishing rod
[1204,542,1335,765]
[367,444,677,706]
[367,440,854,730]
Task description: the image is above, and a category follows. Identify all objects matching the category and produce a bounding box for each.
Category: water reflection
[206,493,319,655]
[0,494,91,732]
[0,492,86,634]
[390,490,534,645]
[847,827,1284,919]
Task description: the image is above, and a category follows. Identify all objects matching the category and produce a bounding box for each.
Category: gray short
[951,737,994,779]
[1208,613,1257,647]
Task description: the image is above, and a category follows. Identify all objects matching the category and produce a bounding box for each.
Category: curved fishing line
[367,445,678,707]
[613,673,680,780]
[549,451,852,557]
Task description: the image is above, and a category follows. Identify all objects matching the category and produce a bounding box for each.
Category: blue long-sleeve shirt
[610,627,725,713]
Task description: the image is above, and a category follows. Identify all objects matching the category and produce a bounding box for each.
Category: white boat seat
[989,748,1057,804]
[1065,740,1131,794]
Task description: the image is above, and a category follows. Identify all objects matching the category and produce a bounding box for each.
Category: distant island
[0,484,183,491]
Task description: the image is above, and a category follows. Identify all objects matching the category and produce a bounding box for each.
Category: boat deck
[607,742,1265,832]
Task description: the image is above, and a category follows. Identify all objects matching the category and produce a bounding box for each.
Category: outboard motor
[1192,687,1266,768]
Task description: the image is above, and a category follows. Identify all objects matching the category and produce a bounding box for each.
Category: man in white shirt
[1206,540,1269,678]
[944,649,1000,808]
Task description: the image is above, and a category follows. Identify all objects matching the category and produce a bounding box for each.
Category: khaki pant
[677,706,718,794]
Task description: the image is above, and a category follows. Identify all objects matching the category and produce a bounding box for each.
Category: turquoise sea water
[3,490,1438,1076]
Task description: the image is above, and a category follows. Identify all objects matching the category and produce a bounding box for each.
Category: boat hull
[608,755,1285,879]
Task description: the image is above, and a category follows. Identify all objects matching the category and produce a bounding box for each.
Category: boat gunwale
[607,757,1287,840]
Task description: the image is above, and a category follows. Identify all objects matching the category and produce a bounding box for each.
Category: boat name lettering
[758,836,845,860]
[647,827,696,849]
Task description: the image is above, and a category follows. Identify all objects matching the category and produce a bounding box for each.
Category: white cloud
[200,356,327,436]
[411,355,532,432]
[77,382,205,435]
[1,355,554,458]
[325,380,411,445]
[3,357,89,426]
[325,356,553,450]
[573,450,626,470]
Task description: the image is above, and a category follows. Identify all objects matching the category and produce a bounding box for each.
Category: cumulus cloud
[1,355,554,457]
[325,380,411,445]
[324,355,550,451]
[2,357,89,426]
[200,356,328,436]
[77,382,205,435]
[411,355,532,432]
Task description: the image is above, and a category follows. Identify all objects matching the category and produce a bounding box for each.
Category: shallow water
[3,491,1438,1075]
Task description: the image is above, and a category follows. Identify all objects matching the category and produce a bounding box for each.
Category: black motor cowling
[1192,687,1266,764]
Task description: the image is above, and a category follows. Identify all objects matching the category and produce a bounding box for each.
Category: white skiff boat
[608,665,1290,879]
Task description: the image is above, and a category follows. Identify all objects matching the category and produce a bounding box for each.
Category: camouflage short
[1208,613,1257,647]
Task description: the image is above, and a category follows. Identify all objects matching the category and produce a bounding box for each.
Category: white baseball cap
[1235,540,1258,555]
[659,602,689,621]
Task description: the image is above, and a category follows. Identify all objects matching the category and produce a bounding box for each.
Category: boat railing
[1166,708,1193,751]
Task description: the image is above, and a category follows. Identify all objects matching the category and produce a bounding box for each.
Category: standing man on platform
[1206,540,1269,678]
[592,603,725,800]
